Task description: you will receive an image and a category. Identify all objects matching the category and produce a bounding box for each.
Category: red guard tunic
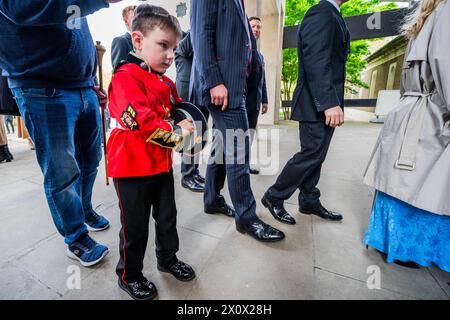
[107,62,183,178]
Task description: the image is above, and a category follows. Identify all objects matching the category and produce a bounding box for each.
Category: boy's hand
[177,118,195,137]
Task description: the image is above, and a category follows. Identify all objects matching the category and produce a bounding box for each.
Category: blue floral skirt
[364,191,450,273]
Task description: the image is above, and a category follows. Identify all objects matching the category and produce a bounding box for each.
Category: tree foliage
[282,0,398,100]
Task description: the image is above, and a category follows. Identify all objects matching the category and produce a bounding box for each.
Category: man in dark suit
[111,5,136,70]
[190,0,284,242]
[246,16,269,175]
[175,31,208,193]
[262,0,350,224]
[175,32,192,102]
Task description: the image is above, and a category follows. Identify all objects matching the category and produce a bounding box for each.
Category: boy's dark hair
[132,4,182,39]
[249,16,261,22]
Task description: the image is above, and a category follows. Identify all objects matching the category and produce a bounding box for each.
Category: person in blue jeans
[0,0,122,267]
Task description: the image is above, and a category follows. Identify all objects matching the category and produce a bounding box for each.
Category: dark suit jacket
[291,0,350,122]
[261,57,268,105]
[111,32,133,71]
[175,32,193,101]
[246,32,267,113]
[189,0,253,109]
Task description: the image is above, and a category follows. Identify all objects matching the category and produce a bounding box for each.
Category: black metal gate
[282,5,414,114]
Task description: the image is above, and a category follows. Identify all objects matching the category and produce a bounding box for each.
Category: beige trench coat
[364,0,450,216]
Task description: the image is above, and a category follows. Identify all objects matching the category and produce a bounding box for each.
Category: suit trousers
[246,106,259,168]
[114,171,179,284]
[246,106,259,139]
[266,121,334,207]
[204,96,257,224]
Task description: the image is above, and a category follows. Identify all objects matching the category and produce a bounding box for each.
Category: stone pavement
[0,121,449,300]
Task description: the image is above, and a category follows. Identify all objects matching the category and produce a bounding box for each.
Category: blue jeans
[12,88,102,245]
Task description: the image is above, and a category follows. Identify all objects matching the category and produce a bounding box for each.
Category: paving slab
[0,122,448,300]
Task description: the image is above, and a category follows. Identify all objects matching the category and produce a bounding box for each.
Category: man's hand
[324,106,344,128]
[261,103,268,115]
[92,86,107,109]
[210,84,228,111]
[177,118,195,137]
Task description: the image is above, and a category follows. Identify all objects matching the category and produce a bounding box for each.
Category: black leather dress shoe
[236,218,285,242]
[299,204,343,221]
[261,196,296,225]
[5,145,13,161]
[250,168,260,175]
[0,145,11,163]
[181,177,204,193]
[157,260,196,282]
[204,203,235,218]
[378,251,420,269]
[193,173,205,184]
[118,277,158,300]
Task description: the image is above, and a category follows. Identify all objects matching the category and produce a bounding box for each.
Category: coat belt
[395,90,434,171]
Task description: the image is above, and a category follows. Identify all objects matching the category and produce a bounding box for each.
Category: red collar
[118,63,173,109]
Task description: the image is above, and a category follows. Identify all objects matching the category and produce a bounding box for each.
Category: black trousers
[266,121,334,207]
[114,171,179,284]
[246,106,259,142]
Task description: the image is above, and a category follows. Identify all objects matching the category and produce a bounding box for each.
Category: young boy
[107,4,196,301]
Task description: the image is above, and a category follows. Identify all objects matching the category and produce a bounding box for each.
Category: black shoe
[261,196,296,225]
[0,145,11,163]
[236,218,285,242]
[4,145,13,161]
[204,203,235,218]
[193,173,205,184]
[378,251,420,269]
[181,177,204,193]
[250,168,260,175]
[394,260,421,269]
[118,277,158,300]
[157,260,196,282]
[299,204,343,221]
